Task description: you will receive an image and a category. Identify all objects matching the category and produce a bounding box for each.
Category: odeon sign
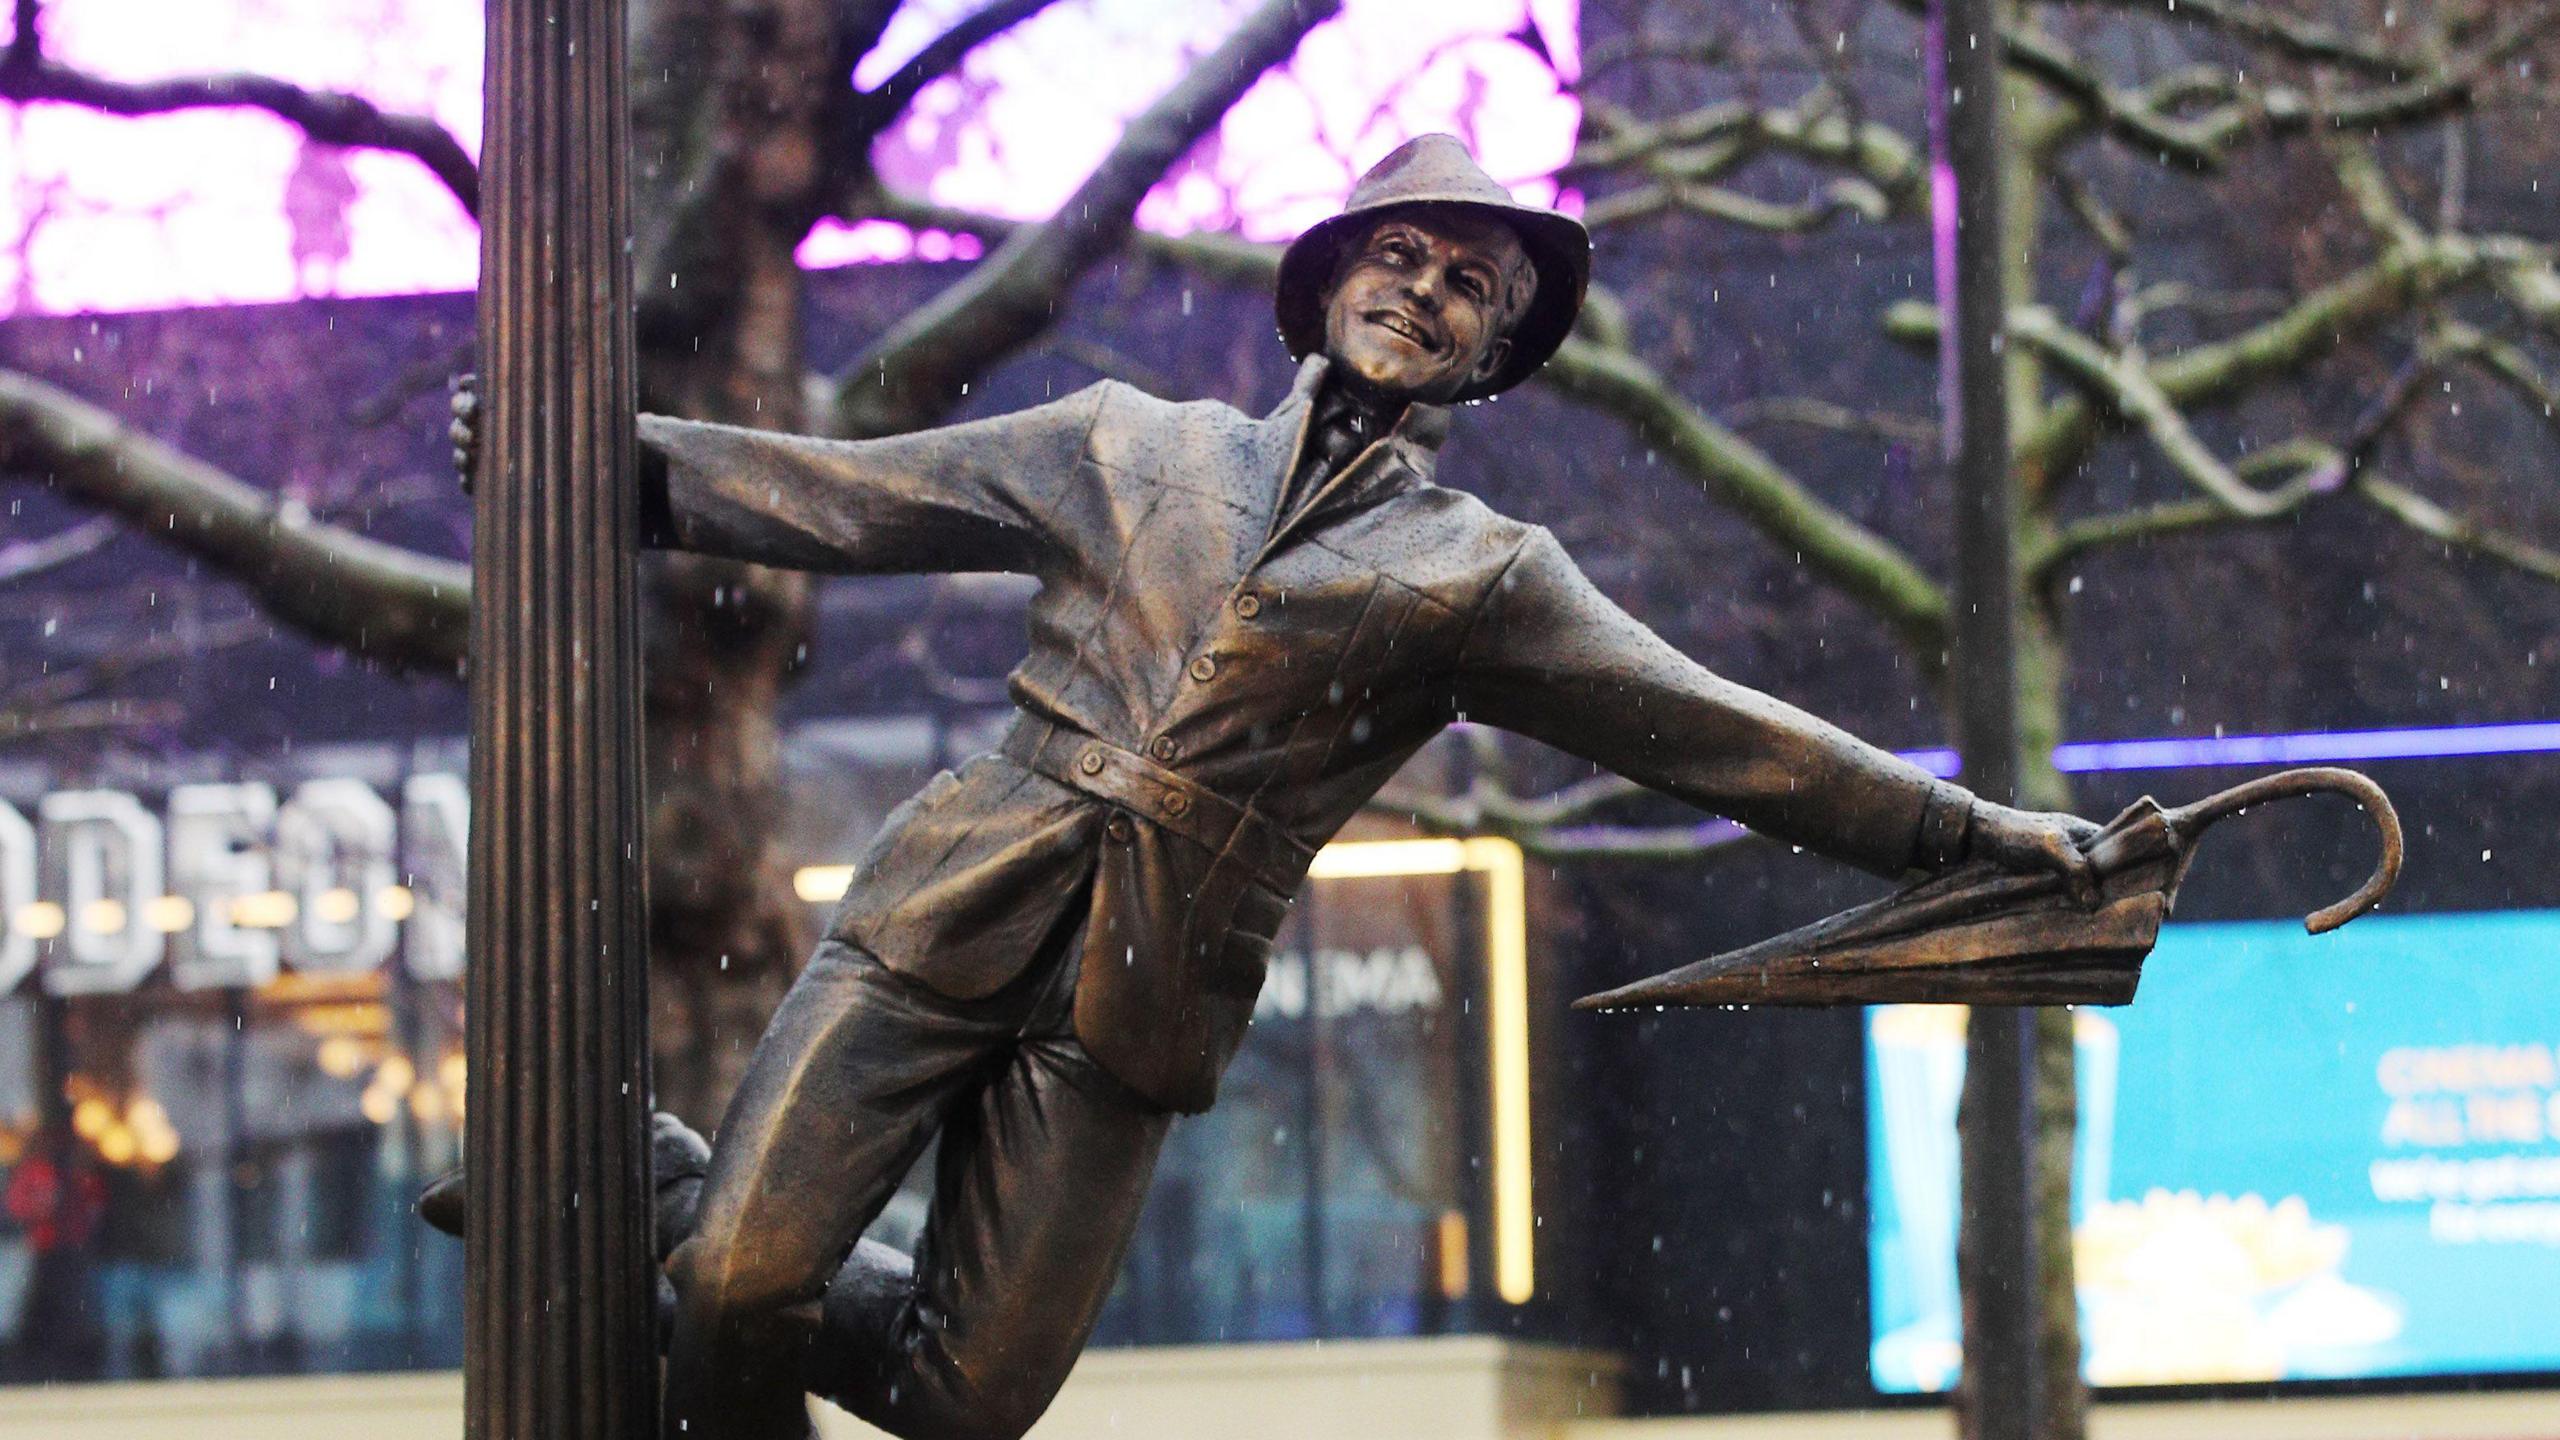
[0,775,467,996]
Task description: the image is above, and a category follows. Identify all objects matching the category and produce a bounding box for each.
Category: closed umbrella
[1575,767,2402,1012]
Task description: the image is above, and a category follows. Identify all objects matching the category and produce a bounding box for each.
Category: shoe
[649,1111,712,1261]
[416,1111,712,1259]
[417,1167,465,1236]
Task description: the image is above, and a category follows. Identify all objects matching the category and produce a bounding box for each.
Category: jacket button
[1161,791,1191,818]
[1188,655,1218,683]
[1104,814,1134,843]
[1149,736,1178,762]
[1079,750,1106,776]
[1234,592,1262,619]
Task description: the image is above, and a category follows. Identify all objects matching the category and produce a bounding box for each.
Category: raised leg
[806,1033,1171,1440]
[661,942,1026,1440]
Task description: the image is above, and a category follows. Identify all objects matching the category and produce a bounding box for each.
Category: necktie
[1283,399,1385,524]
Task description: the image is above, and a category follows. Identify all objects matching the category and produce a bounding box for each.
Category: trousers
[661,933,1171,1440]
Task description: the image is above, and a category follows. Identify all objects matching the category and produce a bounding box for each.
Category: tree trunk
[1941,1,2088,1434]
[2019,594,2087,1440]
[2007,55,2092,1435]
[626,0,835,1126]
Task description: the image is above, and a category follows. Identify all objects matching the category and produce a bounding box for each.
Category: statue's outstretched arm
[1449,525,2092,888]
[635,382,1108,577]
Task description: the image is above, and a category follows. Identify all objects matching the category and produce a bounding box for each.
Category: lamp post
[464,0,656,1433]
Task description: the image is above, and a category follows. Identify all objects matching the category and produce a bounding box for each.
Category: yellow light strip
[1305,837,1467,879]
[1460,836,1535,1305]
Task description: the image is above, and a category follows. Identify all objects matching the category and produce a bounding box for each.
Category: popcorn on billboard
[1869,910,2560,1389]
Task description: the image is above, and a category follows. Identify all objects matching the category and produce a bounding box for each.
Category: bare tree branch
[859,187,1287,291]
[1382,733,1651,832]
[1576,31,1736,87]
[1571,96,1924,213]
[2114,281,2289,336]
[2038,493,2290,570]
[2355,474,2560,585]
[1040,333,1181,398]
[1987,5,2560,170]
[2064,0,2417,78]
[1944,228,2527,479]
[827,0,1338,439]
[2433,320,2560,443]
[2030,360,2434,580]
[3,614,261,728]
[0,514,113,583]
[2494,257,2560,336]
[2282,5,2560,130]
[2149,239,2534,406]
[2327,135,2427,249]
[1583,174,1890,233]
[1723,395,1938,447]
[1569,98,1752,175]
[841,0,1069,146]
[1538,338,1951,659]
[2033,436,2352,577]
[0,370,467,671]
[2011,306,2305,517]
[2053,165,2134,264]
[2002,26,2228,170]
[0,697,182,744]
[0,55,479,216]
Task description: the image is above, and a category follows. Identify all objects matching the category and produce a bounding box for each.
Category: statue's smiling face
[1321,207,1527,404]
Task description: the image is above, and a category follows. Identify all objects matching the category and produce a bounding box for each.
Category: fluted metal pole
[466,0,655,1434]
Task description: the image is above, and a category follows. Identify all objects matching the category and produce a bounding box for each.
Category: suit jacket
[639,356,1965,1112]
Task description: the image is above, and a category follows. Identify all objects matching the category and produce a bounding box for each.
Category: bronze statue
[438,134,2100,1440]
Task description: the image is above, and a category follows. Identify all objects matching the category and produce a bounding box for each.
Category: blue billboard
[1869,910,2560,1390]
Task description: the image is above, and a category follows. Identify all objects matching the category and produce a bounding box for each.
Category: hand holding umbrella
[1967,800,2105,908]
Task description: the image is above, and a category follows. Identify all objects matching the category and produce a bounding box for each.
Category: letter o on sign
[40,791,166,995]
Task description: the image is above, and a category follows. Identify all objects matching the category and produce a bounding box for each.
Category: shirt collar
[1271,353,1452,458]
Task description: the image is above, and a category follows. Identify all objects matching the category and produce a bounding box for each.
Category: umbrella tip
[1574,977,1676,1011]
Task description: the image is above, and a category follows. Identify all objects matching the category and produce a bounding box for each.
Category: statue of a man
[448,134,2095,1440]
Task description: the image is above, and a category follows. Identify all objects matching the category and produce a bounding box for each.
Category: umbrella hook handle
[2157,766,2404,935]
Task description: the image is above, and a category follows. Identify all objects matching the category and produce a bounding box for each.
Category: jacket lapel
[1248,357,1453,566]
[1248,355,1329,522]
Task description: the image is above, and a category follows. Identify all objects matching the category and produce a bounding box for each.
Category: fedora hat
[1277,134,1590,403]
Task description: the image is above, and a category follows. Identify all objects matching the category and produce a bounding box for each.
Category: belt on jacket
[1002,719,1316,891]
